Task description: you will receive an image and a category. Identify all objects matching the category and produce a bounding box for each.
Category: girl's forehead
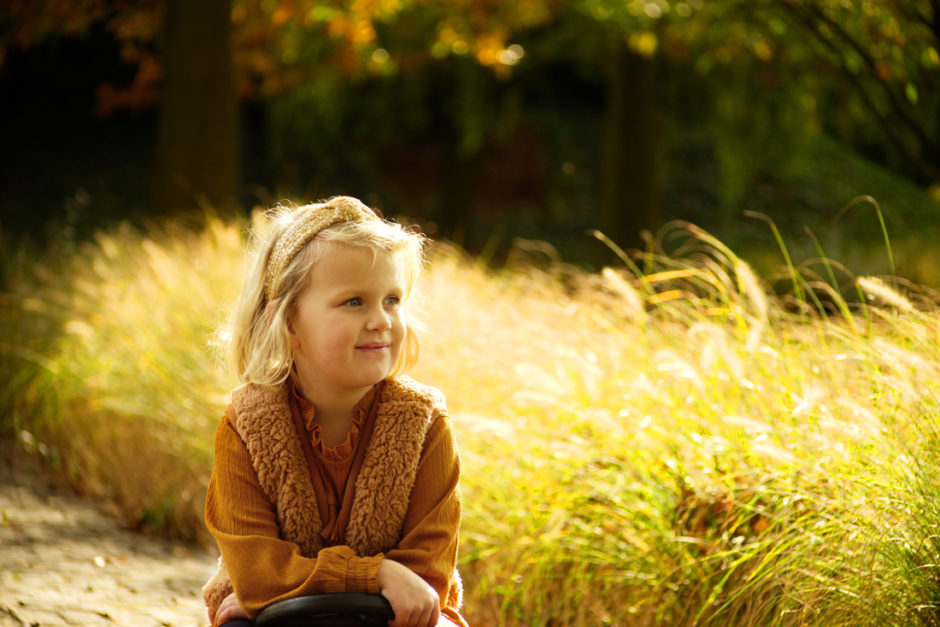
[309,243,407,285]
[319,241,398,268]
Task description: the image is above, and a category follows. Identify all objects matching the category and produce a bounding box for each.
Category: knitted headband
[264,196,379,300]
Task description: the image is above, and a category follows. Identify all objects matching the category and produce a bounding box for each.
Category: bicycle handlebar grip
[254,593,394,627]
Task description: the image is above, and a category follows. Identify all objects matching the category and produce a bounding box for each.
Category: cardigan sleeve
[205,416,383,621]
[384,411,464,623]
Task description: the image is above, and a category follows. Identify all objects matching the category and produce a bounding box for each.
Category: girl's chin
[353,365,394,384]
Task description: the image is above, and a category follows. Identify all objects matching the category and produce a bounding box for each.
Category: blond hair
[225,197,426,387]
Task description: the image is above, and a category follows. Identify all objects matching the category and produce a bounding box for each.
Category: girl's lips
[357,342,389,350]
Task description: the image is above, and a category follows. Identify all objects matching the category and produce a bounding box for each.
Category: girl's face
[287,243,406,405]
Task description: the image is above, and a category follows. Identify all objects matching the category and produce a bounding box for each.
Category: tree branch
[887,0,931,33]
[928,0,940,41]
[775,0,940,181]
[804,2,940,157]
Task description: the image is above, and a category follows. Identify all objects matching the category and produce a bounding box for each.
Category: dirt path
[1,446,218,626]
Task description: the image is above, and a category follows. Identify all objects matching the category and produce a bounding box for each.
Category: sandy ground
[1,445,219,626]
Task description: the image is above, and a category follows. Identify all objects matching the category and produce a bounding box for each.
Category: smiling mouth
[356,343,389,351]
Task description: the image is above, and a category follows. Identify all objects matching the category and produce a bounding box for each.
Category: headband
[264,197,379,300]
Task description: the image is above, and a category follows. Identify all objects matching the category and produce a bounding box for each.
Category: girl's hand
[377,559,441,627]
[214,591,248,626]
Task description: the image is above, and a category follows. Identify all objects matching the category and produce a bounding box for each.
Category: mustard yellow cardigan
[203,377,466,626]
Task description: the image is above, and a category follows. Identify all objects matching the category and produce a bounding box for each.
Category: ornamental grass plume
[856,275,915,313]
[2,214,939,624]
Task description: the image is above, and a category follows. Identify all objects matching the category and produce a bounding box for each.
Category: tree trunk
[152,0,239,215]
[433,63,485,241]
[599,44,661,251]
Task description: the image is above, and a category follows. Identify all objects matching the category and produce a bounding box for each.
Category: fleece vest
[202,376,461,617]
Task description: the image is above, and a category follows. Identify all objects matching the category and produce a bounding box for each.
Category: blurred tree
[583,0,940,237]
[1,0,111,67]
[600,35,661,249]
[1,0,936,240]
[0,0,240,215]
[152,0,239,215]
[570,2,669,248]
[767,0,940,184]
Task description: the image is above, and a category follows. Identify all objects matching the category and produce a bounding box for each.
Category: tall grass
[2,218,242,539]
[2,214,938,625]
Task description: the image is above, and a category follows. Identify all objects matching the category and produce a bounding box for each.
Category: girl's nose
[367,306,392,331]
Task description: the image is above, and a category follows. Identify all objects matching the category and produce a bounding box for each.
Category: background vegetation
[1,0,939,281]
[2,211,939,624]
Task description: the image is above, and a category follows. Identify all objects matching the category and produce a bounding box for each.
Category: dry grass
[3,214,939,625]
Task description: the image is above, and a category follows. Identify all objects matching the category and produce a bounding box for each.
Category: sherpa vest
[202,376,463,618]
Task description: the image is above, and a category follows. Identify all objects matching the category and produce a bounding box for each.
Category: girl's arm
[205,417,383,620]
[381,412,465,625]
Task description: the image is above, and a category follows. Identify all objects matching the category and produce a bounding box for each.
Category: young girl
[202,196,466,627]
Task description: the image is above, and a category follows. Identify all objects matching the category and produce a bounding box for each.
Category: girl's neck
[294,378,372,425]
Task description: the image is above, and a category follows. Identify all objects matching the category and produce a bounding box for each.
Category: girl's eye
[383,295,401,307]
[344,297,363,306]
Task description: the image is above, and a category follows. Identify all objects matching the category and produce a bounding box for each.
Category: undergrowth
[2,212,938,625]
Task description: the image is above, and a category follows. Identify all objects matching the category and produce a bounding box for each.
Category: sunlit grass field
[2,214,939,625]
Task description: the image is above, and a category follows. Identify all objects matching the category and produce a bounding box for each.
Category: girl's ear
[285,308,302,350]
[268,300,298,344]
[285,309,296,336]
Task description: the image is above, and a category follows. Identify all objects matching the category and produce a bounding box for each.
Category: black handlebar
[254,593,394,627]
